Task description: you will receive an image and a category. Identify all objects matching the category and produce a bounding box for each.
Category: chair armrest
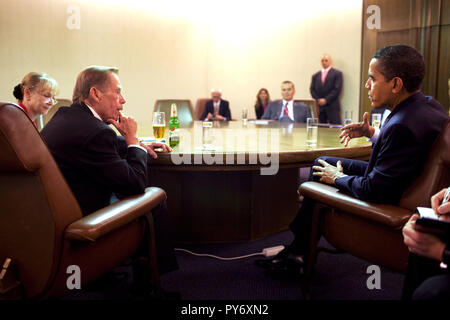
[64,187,166,242]
[299,181,412,228]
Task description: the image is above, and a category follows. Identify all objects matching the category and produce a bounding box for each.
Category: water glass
[202,121,213,148]
[372,113,381,129]
[306,117,318,148]
[242,108,248,125]
[344,111,353,126]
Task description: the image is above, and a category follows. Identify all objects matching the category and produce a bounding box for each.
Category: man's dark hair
[373,44,425,92]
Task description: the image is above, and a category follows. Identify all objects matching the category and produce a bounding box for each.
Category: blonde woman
[13,72,59,126]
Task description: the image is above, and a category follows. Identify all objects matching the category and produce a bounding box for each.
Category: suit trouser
[137,201,179,275]
[402,253,450,300]
[110,193,178,276]
[319,104,341,125]
[288,156,368,254]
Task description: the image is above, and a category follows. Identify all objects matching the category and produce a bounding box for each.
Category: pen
[443,186,450,205]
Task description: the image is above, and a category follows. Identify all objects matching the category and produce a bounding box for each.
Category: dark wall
[361,0,450,116]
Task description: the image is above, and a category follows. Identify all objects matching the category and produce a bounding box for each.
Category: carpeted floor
[61,229,404,301]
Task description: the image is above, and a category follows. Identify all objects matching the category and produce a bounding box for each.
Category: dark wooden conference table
[140,120,372,244]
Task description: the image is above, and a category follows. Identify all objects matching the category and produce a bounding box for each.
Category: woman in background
[13,72,59,126]
[254,88,270,119]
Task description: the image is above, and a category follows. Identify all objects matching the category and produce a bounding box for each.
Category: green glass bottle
[169,103,180,147]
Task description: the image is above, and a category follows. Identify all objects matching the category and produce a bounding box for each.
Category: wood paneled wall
[361,0,449,116]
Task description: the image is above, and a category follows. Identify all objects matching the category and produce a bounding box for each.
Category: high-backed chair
[194,98,209,120]
[154,99,194,126]
[299,120,450,297]
[0,102,166,299]
[295,99,318,120]
[37,98,72,131]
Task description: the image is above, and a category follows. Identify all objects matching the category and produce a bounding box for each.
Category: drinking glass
[344,111,353,126]
[242,108,248,126]
[202,121,213,149]
[153,112,165,140]
[372,113,381,129]
[306,117,318,148]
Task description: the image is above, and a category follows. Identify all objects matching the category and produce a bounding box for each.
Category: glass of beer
[153,112,165,140]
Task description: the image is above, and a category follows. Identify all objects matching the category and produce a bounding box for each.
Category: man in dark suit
[41,66,178,298]
[201,89,231,121]
[261,81,310,123]
[256,45,449,276]
[310,54,343,124]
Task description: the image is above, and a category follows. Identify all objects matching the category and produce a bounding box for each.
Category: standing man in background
[310,54,343,124]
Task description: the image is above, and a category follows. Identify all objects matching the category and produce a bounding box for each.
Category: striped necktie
[283,103,289,117]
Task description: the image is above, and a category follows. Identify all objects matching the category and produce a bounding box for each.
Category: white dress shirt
[369,109,391,143]
[85,103,147,153]
[279,100,294,121]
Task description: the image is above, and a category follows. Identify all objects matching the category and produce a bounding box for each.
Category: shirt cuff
[128,144,147,153]
[367,126,380,143]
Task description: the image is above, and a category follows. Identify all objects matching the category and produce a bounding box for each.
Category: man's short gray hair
[72,66,119,104]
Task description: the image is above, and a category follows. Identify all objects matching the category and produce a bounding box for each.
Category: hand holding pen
[431,187,450,215]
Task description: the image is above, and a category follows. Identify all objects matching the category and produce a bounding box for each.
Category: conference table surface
[140,120,372,168]
[138,120,372,244]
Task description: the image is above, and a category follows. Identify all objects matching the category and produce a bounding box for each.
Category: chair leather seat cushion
[299,181,412,229]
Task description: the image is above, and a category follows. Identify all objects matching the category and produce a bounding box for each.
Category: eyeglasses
[39,93,57,105]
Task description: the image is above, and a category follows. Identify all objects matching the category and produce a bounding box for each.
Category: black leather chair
[0,102,166,299]
[154,99,194,126]
[36,98,72,131]
[299,120,450,299]
[295,99,318,120]
[194,98,209,120]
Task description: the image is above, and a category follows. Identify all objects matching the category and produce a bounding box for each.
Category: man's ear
[392,77,404,93]
[89,87,102,103]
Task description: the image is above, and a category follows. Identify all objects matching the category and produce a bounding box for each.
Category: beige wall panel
[1,0,362,123]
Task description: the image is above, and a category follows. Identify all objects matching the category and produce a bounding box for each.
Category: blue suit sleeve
[334,123,422,204]
[310,74,319,100]
[201,101,211,120]
[224,101,231,120]
[325,71,343,104]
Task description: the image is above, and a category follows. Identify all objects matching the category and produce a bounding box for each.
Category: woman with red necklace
[13,72,59,127]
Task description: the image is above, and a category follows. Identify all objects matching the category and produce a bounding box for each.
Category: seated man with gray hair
[41,66,179,299]
[201,88,232,121]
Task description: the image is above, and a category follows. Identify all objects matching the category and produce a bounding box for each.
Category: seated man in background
[256,44,449,277]
[41,66,179,298]
[201,88,231,121]
[262,80,310,123]
[402,187,450,300]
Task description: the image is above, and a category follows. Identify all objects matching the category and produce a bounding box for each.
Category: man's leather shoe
[255,248,304,277]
